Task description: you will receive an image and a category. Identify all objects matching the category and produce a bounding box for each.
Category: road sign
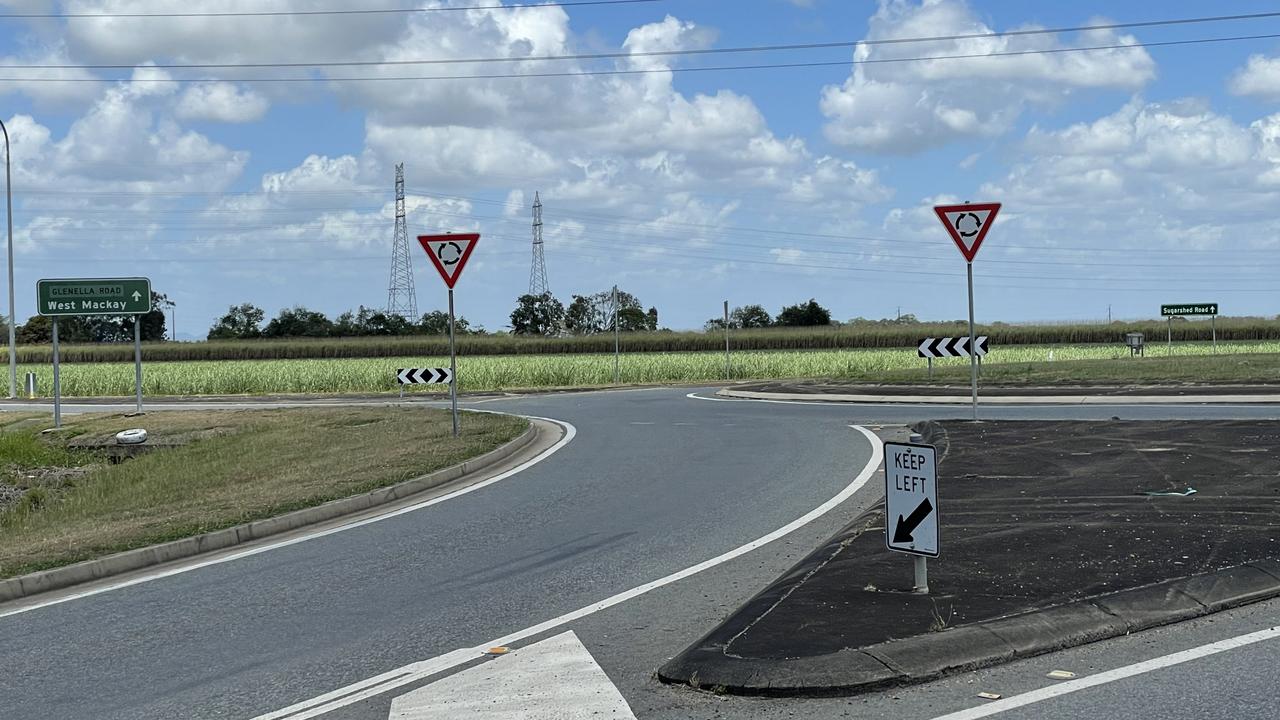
[396,368,453,385]
[885,441,939,558]
[1161,303,1218,317]
[934,203,1001,263]
[37,277,152,316]
[418,233,479,289]
[918,336,989,358]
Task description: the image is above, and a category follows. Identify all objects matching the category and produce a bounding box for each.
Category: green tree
[510,293,565,336]
[262,306,334,338]
[209,303,266,340]
[564,288,646,334]
[17,315,51,344]
[731,304,771,328]
[776,299,831,327]
[418,310,470,335]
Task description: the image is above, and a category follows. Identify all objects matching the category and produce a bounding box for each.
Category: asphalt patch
[660,420,1280,694]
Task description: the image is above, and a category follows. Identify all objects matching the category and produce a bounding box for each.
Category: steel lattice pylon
[386,163,417,319]
[529,191,550,296]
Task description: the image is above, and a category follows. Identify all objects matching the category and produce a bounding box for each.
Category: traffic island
[658,419,1280,696]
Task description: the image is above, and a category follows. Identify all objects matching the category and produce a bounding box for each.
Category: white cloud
[820,0,1156,153]
[0,44,99,106]
[1229,54,1280,100]
[175,83,269,123]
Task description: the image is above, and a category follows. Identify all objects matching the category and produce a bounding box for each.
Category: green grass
[16,340,1280,396]
[864,351,1280,386]
[0,407,528,578]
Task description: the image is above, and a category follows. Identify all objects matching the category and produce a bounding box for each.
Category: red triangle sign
[418,233,479,289]
[933,203,1000,263]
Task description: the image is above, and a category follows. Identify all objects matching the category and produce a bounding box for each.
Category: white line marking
[388,631,637,719]
[685,392,1280,411]
[929,625,1280,720]
[0,415,576,620]
[254,425,885,720]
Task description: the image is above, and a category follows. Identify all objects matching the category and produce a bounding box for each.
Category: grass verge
[833,352,1280,385]
[0,407,528,579]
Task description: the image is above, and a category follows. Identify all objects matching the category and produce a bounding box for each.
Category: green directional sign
[37,277,152,316]
[1161,303,1218,317]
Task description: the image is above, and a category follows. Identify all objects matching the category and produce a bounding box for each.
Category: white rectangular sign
[884,441,939,557]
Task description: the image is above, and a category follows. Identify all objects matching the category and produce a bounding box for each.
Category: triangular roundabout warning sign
[418,233,479,289]
[933,203,1000,263]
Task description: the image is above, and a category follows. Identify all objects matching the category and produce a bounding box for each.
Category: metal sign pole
[723,300,730,380]
[612,286,620,385]
[966,261,978,420]
[1167,317,1172,355]
[913,555,929,594]
[928,356,933,380]
[448,288,459,437]
[52,316,61,429]
[1212,315,1217,354]
[133,316,143,413]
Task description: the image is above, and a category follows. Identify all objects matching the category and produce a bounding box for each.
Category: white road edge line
[930,625,1280,720]
[685,391,1274,411]
[253,424,886,720]
[0,415,577,620]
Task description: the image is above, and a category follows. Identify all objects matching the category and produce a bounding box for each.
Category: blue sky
[3,0,1280,337]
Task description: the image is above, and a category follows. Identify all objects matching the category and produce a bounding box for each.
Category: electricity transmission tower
[529,191,550,296]
[386,163,417,318]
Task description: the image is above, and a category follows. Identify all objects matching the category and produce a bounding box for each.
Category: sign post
[1161,303,1218,356]
[418,233,479,437]
[885,439,939,593]
[723,300,730,380]
[934,203,1000,420]
[37,277,152,425]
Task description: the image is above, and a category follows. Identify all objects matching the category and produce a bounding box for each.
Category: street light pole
[1,119,15,399]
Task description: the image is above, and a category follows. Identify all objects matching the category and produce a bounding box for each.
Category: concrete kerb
[657,560,1280,697]
[717,388,1280,405]
[0,420,546,604]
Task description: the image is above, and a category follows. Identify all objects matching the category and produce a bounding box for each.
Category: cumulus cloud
[820,0,1156,153]
[175,83,270,123]
[1229,54,1280,101]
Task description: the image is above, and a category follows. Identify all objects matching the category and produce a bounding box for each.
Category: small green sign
[1161,303,1218,317]
[37,277,152,316]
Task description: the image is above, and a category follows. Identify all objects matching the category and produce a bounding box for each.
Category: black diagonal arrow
[976,336,989,355]
[892,497,934,544]
[929,337,945,356]
[941,337,959,356]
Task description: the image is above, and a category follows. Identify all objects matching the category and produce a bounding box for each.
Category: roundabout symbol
[954,212,982,238]
[437,241,463,266]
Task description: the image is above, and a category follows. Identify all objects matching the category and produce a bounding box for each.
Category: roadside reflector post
[23,371,35,398]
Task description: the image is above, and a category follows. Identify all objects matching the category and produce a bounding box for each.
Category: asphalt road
[3,388,1279,720]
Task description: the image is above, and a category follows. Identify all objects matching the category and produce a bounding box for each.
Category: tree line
[508,288,659,335]
[206,304,477,340]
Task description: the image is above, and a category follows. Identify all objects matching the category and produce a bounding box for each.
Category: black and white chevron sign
[917,336,990,358]
[396,368,453,385]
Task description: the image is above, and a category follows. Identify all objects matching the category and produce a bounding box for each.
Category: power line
[0,0,662,20]
[6,10,1279,65]
[4,32,1278,83]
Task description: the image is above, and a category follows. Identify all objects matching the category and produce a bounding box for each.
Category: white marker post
[934,202,1001,421]
[417,233,480,438]
[723,300,730,380]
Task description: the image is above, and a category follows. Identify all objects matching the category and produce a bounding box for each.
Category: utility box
[1124,332,1144,357]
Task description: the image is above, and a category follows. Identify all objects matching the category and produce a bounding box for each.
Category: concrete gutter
[718,388,1280,405]
[658,559,1280,696]
[0,419,550,603]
